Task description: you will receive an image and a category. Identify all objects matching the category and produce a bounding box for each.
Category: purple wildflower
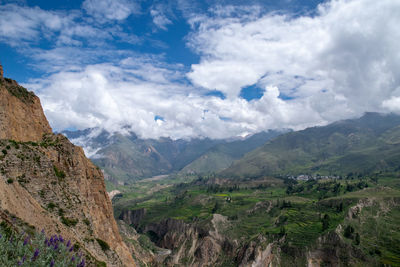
[22,255,26,262]
[0,234,2,239]
[59,235,64,242]
[77,259,85,267]
[54,243,59,250]
[69,246,74,252]
[23,236,29,246]
[17,261,22,266]
[31,248,39,261]
[41,229,45,234]
[71,256,75,262]
[66,240,71,247]
[50,259,55,267]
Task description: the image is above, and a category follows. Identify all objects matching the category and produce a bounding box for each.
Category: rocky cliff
[0,65,136,266]
[119,212,278,267]
[0,72,52,142]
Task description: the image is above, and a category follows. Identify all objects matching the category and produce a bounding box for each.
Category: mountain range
[222,112,400,178]
[63,128,284,183]
[65,112,400,184]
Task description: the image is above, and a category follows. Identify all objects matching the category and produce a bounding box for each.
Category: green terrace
[112,174,400,253]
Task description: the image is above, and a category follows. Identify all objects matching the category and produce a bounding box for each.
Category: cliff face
[135,215,277,267]
[0,75,52,142]
[0,65,135,266]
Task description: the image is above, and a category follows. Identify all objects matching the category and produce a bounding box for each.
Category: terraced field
[112,173,400,265]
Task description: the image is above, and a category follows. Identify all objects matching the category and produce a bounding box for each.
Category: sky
[0,0,399,140]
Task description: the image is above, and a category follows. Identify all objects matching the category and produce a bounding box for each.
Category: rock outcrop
[133,215,276,267]
[0,72,52,142]
[119,208,147,228]
[0,65,136,266]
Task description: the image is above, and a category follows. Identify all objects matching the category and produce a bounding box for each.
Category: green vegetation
[347,198,400,265]
[181,131,283,174]
[8,140,20,149]
[96,261,107,267]
[113,172,400,265]
[63,129,282,183]
[137,235,156,253]
[222,113,400,178]
[0,222,85,266]
[53,165,66,179]
[61,217,78,227]
[95,238,110,251]
[3,78,35,103]
[47,203,56,210]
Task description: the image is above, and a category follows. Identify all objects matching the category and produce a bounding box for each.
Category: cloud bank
[2,0,400,139]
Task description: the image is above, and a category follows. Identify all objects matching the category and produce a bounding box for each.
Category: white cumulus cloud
[151,9,172,30]
[187,0,400,120]
[82,0,140,22]
[6,0,400,140]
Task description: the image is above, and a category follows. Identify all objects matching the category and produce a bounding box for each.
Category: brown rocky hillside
[0,64,136,266]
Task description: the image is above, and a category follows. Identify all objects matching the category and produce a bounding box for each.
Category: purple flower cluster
[45,234,69,252]
[44,234,85,266]
[1,227,86,267]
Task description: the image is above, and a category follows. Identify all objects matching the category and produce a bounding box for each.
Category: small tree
[355,233,360,245]
[211,201,220,214]
[279,225,286,236]
[322,214,330,231]
[344,225,354,238]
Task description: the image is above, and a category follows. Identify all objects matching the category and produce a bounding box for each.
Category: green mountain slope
[148,137,224,171]
[63,129,225,182]
[221,113,400,178]
[93,133,173,181]
[181,131,284,174]
[63,128,285,183]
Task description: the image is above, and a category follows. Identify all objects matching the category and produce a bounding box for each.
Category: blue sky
[1,0,399,139]
[1,0,323,82]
